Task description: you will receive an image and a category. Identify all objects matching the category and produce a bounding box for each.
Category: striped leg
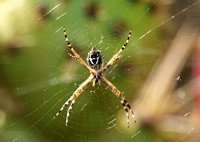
[52,75,94,127]
[68,52,78,60]
[52,95,74,120]
[63,26,75,54]
[65,74,94,127]
[100,75,136,128]
[99,29,132,74]
[98,54,125,74]
[63,26,96,75]
[116,54,125,61]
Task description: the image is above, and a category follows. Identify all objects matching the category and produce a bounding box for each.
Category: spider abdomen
[87,46,103,70]
[87,46,103,86]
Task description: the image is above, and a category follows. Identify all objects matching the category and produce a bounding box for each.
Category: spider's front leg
[100,75,136,128]
[53,74,95,127]
[63,26,96,75]
[98,28,132,74]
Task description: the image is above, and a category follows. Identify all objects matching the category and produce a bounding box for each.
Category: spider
[52,26,136,128]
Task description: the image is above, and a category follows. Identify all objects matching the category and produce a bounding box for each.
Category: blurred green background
[0,0,199,142]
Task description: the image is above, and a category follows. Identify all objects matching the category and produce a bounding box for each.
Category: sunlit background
[0,0,200,141]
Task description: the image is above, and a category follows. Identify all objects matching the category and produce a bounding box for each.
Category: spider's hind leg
[100,76,136,128]
[65,74,94,127]
[52,95,74,120]
[121,98,136,123]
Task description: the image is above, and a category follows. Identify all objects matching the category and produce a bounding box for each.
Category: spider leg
[63,26,96,74]
[97,54,125,75]
[65,74,94,127]
[52,95,74,120]
[98,29,132,74]
[53,74,94,127]
[68,52,78,60]
[100,75,136,128]
[116,54,125,61]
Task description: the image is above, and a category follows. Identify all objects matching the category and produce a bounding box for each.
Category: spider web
[0,0,199,141]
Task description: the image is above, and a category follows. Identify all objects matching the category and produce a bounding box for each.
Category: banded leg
[63,26,96,74]
[99,29,132,74]
[52,95,74,120]
[100,75,136,128]
[68,52,78,60]
[98,54,125,74]
[65,74,94,127]
[116,54,125,61]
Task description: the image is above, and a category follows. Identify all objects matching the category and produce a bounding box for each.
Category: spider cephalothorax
[87,46,103,86]
[53,26,135,128]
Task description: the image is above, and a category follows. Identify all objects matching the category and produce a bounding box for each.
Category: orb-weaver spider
[53,26,136,128]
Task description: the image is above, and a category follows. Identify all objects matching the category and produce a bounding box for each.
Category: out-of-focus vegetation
[0,0,200,142]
